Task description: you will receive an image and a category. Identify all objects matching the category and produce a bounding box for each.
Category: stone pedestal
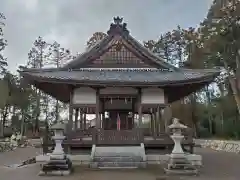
[50,135,65,160]
[39,123,73,176]
[164,118,198,175]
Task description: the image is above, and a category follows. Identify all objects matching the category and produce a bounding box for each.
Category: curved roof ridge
[126,34,180,71]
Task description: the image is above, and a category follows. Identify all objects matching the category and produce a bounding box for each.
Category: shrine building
[20,17,219,152]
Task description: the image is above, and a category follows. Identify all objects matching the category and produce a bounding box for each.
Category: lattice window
[92,43,146,65]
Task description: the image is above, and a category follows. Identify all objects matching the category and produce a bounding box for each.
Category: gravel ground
[0,147,40,166]
[0,147,240,180]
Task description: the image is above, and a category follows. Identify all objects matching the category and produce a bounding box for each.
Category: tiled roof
[61,17,178,71]
[21,68,219,85]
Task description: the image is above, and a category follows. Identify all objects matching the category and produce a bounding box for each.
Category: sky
[1,0,213,73]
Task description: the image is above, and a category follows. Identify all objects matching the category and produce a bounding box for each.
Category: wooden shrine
[20,17,219,153]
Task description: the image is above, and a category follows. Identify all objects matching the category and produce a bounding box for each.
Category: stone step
[47,159,68,165]
[91,145,146,169]
[94,146,144,157]
[93,156,143,162]
[97,161,143,168]
[95,152,138,157]
[42,164,70,171]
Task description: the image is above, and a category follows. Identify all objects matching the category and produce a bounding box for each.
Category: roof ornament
[114,16,123,25]
[107,16,129,35]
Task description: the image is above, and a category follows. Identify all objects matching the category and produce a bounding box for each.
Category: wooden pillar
[138,89,142,128]
[83,113,86,130]
[95,89,100,129]
[102,112,105,129]
[156,106,159,134]
[80,110,83,130]
[132,99,135,129]
[159,108,165,132]
[126,112,129,130]
[74,108,79,130]
[154,108,159,136]
[150,113,154,136]
[101,99,105,129]
[152,110,156,136]
[68,87,74,132]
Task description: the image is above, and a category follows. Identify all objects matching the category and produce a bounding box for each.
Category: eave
[20,68,220,103]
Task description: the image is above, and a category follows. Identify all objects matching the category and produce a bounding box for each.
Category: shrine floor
[0,147,239,180]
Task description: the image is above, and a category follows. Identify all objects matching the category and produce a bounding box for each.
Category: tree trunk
[34,89,41,135]
[20,110,26,136]
[190,93,198,137]
[223,60,240,115]
[2,106,9,136]
[205,86,213,134]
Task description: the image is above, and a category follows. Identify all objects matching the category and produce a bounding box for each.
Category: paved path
[193,148,240,180]
[0,147,240,180]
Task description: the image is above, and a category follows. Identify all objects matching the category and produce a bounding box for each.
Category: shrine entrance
[104,110,134,130]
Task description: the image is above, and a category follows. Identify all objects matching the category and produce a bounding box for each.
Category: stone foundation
[36,154,202,167]
[39,155,73,176]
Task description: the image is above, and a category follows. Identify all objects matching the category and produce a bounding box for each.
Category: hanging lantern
[110,98,113,104]
[125,98,127,104]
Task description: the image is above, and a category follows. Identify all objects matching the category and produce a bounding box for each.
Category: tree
[0,13,7,75]
[47,41,74,124]
[201,1,240,114]
[86,32,107,49]
[27,36,49,135]
[144,32,174,64]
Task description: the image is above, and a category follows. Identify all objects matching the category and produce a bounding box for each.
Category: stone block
[39,155,72,176]
[36,155,50,163]
[38,170,71,176]
[69,155,90,162]
[146,155,158,162]
[50,154,66,160]
[186,154,202,167]
[164,168,198,176]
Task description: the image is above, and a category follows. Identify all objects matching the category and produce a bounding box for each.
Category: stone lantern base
[164,154,198,175]
[38,123,73,176]
[38,154,73,176]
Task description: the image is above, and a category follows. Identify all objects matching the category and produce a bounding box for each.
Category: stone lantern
[164,118,198,175]
[50,123,66,159]
[168,118,187,156]
[39,123,73,176]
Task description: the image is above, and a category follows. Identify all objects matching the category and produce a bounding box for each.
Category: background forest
[0,0,240,139]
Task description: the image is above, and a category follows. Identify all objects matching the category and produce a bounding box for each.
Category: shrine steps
[90,143,146,169]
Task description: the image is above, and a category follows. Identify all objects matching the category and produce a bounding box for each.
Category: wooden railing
[92,129,144,145]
